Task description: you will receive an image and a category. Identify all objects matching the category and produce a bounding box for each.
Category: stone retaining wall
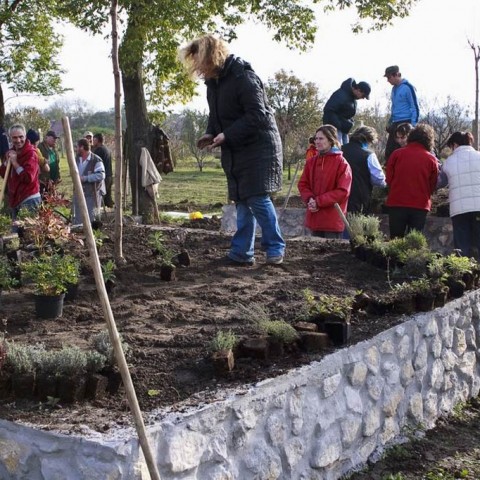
[0,290,479,479]
[221,205,454,254]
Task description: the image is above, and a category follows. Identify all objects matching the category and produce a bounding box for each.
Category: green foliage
[91,330,129,366]
[101,260,116,283]
[210,330,237,352]
[148,231,168,254]
[0,256,16,290]
[85,351,107,373]
[93,228,108,248]
[0,214,11,236]
[443,254,476,278]
[5,341,44,374]
[266,70,323,165]
[302,289,352,320]
[258,320,299,344]
[347,212,383,243]
[4,107,50,134]
[53,346,87,376]
[403,230,428,251]
[21,254,76,295]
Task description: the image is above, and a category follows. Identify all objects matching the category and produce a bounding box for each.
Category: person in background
[385,123,438,238]
[384,65,419,162]
[342,126,386,215]
[181,34,285,266]
[84,131,94,148]
[323,78,371,145]
[0,124,40,220]
[305,136,317,162]
[93,133,114,208]
[394,122,414,148]
[298,125,352,238]
[72,138,105,225]
[38,130,61,191]
[437,131,480,259]
[26,129,50,183]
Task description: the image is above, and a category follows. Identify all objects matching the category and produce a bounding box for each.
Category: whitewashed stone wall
[0,291,479,479]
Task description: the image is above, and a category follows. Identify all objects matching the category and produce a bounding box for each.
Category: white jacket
[442,145,480,217]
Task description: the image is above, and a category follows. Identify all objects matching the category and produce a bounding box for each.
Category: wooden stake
[334,202,353,238]
[62,116,161,480]
[0,160,12,207]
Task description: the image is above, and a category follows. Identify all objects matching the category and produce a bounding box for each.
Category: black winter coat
[323,78,357,134]
[205,55,283,201]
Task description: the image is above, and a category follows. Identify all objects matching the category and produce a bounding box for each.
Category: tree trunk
[0,84,5,128]
[110,0,125,264]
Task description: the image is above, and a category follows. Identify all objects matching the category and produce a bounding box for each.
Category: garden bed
[0,217,474,435]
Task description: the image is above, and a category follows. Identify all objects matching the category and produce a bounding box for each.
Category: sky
[4,0,480,117]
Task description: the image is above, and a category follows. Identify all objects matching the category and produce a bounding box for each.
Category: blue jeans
[451,212,480,259]
[229,195,285,262]
[337,131,349,146]
[12,196,41,220]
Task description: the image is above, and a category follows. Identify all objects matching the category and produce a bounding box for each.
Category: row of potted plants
[0,330,127,403]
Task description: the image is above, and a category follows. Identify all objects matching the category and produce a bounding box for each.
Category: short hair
[350,126,378,145]
[93,133,104,143]
[407,123,435,151]
[9,124,25,136]
[446,131,474,148]
[77,138,90,151]
[395,122,413,138]
[180,34,230,79]
[316,125,340,149]
[309,136,315,144]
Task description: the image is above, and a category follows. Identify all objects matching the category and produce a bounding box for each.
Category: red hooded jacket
[298,148,352,232]
[0,140,39,208]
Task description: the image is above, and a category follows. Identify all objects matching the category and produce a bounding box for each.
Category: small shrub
[148,231,167,255]
[5,342,44,374]
[54,346,87,376]
[210,330,237,352]
[93,228,108,248]
[403,230,428,251]
[0,256,16,290]
[92,330,129,365]
[85,350,107,373]
[258,320,299,344]
[237,302,270,324]
[101,260,116,283]
[21,254,72,295]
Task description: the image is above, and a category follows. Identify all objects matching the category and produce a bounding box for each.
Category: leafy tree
[266,70,323,178]
[0,1,67,125]
[4,107,50,134]
[180,109,210,172]
[59,0,418,216]
[420,97,471,157]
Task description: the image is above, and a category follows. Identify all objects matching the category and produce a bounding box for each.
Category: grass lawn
[55,156,302,212]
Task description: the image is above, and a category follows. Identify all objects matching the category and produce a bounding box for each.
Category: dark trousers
[451,212,480,259]
[388,206,427,239]
[104,176,114,208]
[385,119,411,163]
[312,231,342,239]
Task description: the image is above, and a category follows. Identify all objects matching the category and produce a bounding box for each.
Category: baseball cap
[357,81,371,100]
[46,130,59,139]
[384,65,399,77]
[84,131,93,138]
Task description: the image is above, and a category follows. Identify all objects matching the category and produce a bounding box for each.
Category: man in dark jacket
[182,34,285,265]
[323,78,371,145]
[93,133,114,208]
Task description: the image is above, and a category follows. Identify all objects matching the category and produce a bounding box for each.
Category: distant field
[56,155,302,212]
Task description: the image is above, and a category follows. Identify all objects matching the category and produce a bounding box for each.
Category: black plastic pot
[34,293,65,319]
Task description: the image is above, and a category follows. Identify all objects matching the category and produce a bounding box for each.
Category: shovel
[334,202,353,238]
[279,159,303,218]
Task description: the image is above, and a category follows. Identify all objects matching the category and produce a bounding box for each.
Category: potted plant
[84,350,108,400]
[0,256,17,304]
[5,341,41,399]
[210,330,237,375]
[21,254,75,318]
[101,260,117,297]
[159,249,176,281]
[53,346,88,403]
[257,319,299,356]
[410,278,436,312]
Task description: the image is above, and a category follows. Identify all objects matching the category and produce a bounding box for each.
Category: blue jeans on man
[228,195,285,263]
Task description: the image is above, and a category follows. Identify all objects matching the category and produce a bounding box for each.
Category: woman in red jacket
[385,123,438,238]
[298,125,352,238]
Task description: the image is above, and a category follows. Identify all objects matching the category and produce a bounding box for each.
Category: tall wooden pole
[62,116,161,480]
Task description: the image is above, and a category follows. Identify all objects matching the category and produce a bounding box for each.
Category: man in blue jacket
[384,65,419,162]
[323,78,371,145]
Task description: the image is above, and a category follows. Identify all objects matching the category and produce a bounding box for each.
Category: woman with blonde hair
[180,34,285,265]
[298,125,352,238]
